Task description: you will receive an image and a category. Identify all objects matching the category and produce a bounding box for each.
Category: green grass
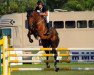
[11,62,94,68]
[10,62,94,75]
[12,70,94,75]
[1,62,94,75]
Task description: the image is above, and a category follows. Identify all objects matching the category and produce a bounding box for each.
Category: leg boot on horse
[52,48,59,72]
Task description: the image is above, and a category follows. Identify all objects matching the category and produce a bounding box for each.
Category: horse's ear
[33,10,36,12]
[31,9,34,13]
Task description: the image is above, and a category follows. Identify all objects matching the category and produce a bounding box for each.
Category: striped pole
[8,53,94,57]
[9,59,94,63]
[10,67,94,71]
[6,48,69,51]
[6,48,94,51]
[9,59,70,63]
[9,54,70,57]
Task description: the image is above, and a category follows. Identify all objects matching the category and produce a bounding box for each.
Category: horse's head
[28,10,48,39]
[28,11,35,29]
[28,10,45,28]
[28,11,40,39]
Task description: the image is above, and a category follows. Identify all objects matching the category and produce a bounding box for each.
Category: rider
[35,0,50,35]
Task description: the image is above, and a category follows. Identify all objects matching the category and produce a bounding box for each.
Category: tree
[63,0,94,11]
[47,0,68,11]
[0,0,94,15]
[63,0,83,11]
[0,0,6,4]
[83,0,94,10]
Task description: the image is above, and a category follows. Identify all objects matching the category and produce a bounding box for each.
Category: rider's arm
[39,11,48,16]
[39,5,48,16]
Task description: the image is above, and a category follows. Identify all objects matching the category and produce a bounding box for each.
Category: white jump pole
[10,67,94,71]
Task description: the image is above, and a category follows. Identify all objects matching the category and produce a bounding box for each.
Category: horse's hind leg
[52,48,59,72]
[45,51,50,68]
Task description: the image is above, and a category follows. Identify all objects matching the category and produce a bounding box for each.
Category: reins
[37,19,44,24]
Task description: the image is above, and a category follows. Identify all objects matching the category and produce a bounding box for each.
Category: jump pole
[2,36,94,75]
[6,48,94,51]
[10,67,94,71]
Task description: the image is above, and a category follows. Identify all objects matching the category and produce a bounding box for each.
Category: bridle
[29,12,45,28]
[32,13,44,23]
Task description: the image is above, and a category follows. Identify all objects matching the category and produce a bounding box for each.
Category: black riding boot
[44,23,50,36]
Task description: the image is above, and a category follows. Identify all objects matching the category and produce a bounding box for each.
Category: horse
[27,10,60,72]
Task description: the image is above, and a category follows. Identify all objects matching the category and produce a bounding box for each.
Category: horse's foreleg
[45,51,50,68]
[27,30,33,43]
[46,56,50,68]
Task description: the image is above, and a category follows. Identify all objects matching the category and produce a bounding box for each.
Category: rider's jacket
[35,5,48,13]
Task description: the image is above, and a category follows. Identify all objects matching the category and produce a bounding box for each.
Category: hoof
[47,65,50,68]
[29,39,33,43]
[54,67,59,72]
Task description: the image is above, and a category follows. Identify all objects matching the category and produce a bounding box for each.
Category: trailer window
[65,21,75,28]
[77,20,87,28]
[89,20,94,28]
[54,21,64,28]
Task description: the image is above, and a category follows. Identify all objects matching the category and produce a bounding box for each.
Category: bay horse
[27,10,60,72]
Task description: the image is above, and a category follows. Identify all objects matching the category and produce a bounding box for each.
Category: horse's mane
[33,11,47,22]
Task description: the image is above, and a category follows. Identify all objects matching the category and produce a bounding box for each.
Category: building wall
[49,11,94,21]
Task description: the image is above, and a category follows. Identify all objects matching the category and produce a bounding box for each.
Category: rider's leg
[44,18,50,35]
